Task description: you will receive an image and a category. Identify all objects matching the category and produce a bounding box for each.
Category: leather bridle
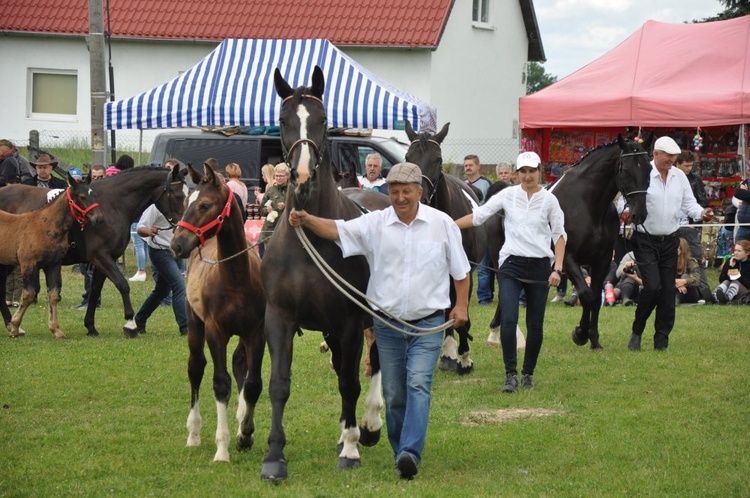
[66,187,100,230]
[176,187,233,246]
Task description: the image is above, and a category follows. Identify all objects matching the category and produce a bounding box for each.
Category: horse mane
[568,139,621,169]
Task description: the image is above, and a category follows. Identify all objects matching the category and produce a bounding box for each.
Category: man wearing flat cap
[0,139,21,187]
[24,153,67,189]
[289,162,470,480]
[627,136,714,352]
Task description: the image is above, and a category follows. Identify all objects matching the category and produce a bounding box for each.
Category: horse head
[154,166,188,229]
[616,132,654,226]
[171,164,233,257]
[404,119,449,205]
[67,172,103,227]
[274,65,330,209]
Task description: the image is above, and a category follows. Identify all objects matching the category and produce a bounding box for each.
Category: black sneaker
[628,333,641,351]
[715,288,728,304]
[396,452,418,480]
[501,373,518,393]
[521,374,534,389]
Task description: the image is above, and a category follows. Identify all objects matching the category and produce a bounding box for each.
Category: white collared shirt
[335,204,470,320]
[138,204,174,250]
[472,184,566,268]
[358,175,386,190]
[640,162,703,236]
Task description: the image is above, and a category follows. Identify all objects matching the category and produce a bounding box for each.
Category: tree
[701,0,750,21]
[526,62,557,95]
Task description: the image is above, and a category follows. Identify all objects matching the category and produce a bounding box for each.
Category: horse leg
[83,267,108,337]
[186,309,207,449]
[359,337,382,448]
[333,321,364,471]
[235,325,265,452]
[584,258,611,350]
[439,331,458,372]
[455,321,474,375]
[87,259,134,337]
[0,266,14,330]
[8,267,41,338]
[261,308,295,482]
[42,265,66,339]
[487,298,502,347]
[565,260,591,346]
[205,325,233,463]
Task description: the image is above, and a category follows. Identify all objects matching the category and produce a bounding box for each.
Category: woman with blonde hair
[225,162,248,208]
[256,163,276,204]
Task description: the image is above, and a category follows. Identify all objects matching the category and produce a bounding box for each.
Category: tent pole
[138,130,143,166]
[740,123,747,180]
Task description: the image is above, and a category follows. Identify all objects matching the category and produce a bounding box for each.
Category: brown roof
[2,0,455,48]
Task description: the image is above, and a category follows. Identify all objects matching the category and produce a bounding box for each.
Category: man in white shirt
[289,162,470,480]
[628,136,713,352]
[358,153,388,194]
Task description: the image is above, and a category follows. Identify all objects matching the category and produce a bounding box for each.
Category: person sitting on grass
[712,240,750,304]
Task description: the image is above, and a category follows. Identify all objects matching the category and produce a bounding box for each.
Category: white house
[0,0,543,164]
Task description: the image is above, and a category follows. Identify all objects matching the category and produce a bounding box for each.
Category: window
[29,69,78,117]
[472,0,490,24]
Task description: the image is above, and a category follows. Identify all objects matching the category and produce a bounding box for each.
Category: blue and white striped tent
[105,38,436,132]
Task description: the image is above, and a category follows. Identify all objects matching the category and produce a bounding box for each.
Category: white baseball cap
[653,136,681,155]
[516,151,541,169]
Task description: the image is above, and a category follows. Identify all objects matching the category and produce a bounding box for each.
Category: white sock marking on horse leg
[124,319,136,331]
[236,388,247,438]
[214,400,230,463]
[516,325,526,350]
[339,421,361,460]
[186,401,202,447]
[486,326,500,346]
[442,335,458,360]
[361,371,384,432]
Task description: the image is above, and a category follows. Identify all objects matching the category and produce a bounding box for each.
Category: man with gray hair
[0,139,21,187]
[358,153,388,194]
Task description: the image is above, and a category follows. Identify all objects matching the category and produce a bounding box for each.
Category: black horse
[0,167,187,336]
[404,120,485,374]
[486,134,653,350]
[260,66,382,481]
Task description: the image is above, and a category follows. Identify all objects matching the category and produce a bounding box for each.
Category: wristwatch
[553,269,564,277]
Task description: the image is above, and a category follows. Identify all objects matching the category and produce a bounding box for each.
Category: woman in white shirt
[456,151,566,393]
[225,162,248,208]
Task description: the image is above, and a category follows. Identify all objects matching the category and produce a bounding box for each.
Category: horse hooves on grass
[590,343,604,350]
[337,456,362,471]
[123,327,139,339]
[86,330,100,337]
[439,356,458,372]
[236,433,255,451]
[261,459,288,482]
[571,327,589,346]
[456,362,474,376]
[359,426,381,447]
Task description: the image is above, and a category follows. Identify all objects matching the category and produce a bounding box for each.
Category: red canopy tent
[519,16,750,192]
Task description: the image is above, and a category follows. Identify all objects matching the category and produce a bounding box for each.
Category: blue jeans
[374,312,443,464]
[476,250,494,304]
[135,247,187,334]
[498,256,551,376]
[131,222,148,271]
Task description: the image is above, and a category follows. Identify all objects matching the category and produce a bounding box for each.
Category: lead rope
[293,225,454,337]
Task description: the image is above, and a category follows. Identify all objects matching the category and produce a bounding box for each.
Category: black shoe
[501,373,518,393]
[714,288,728,304]
[621,297,634,307]
[521,374,534,389]
[396,452,418,480]
[628,333,641,351]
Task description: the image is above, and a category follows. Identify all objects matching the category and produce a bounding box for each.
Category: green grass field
[1,259,747,497]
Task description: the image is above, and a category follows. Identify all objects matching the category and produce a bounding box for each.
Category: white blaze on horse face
[187,189,200,208]
[295,104,312,184]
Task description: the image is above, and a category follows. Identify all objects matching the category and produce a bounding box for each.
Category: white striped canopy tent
[105,38,437,132]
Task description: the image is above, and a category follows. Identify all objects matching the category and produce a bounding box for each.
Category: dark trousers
[631,232,679,349]
[497,256,550,376]
[676,226,711,300]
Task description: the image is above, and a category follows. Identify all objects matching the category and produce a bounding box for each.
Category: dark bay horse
[404,120,485,374]
[0,167,187,336]
[0,174,102,338]
[486,134,653,350]
[170,164,266,463]
[260,66,382,481]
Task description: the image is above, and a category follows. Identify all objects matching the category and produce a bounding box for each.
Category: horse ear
[642,131,655,150]
[405,119,417,141]
[433,122,450,144]
[204,164,221,187]
[67,171,77,186]
[311,66,325,99]
[186,163,203,185]
[274,68,293,100]
[617,133,626,149]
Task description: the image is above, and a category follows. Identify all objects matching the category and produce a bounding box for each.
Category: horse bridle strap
[618,151,650,198]
[281,94,326,169]
[176,188,233,246]
[66,187,100,230]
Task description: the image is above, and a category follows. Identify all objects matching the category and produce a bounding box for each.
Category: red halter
[66,187,100,230]
[176,187,233,246]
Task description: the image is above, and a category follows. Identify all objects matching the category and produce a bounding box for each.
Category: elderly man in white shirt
[628,136,713,352]
[289,162,470,480]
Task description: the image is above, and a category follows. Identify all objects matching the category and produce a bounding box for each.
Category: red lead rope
[176,188,233,246]
[66,187,100,230]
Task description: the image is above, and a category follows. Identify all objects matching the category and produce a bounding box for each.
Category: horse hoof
[456,361,474,376]
[261,459,288,482]
[123,326,139,339]
[590,344,604,350]
[86,330,100,337]
[439,356,458,372]
[571,327,589,346]
[358,426,380,447]
[236,433,255,451]
[319,341,329,353]
[337,456,361,471]
[213,451,230,463]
